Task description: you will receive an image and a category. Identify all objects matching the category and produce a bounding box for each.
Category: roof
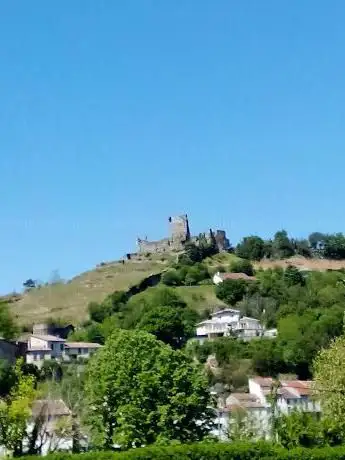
[32,399,71,418]
[212,308,240,316]
[226,393,264,410]
[65,342,102,349]
[217,272,256,281]
[31,334,66,342]
[251,377,273,387]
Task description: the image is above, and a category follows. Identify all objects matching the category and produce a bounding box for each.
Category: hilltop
[7,251,345,326]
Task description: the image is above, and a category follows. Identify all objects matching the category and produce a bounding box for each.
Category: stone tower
[169,214,190,246]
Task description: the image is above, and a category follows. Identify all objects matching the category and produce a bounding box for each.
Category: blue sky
[1,1,345,293]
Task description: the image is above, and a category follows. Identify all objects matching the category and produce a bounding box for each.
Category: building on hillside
[213,377,321,440]
[64,342,102,361]
[196,309,263,342]
[0,339,25,364]
[33,323,75,340]
[26,335,65,367]
[25,333,102,367]
[27,399,74,455]
[212,272,256,285]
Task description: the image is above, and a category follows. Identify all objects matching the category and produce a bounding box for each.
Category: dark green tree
[272,230,295,259]
[235,236,265,261]
[215,279,247,305]
[229,259,255,276]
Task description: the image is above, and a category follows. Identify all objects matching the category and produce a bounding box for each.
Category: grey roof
[31,334,66,342]
[32,399,71,418]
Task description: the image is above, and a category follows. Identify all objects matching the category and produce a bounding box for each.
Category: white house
[26,334,102,367]
[215,377,321,440]
[26,335,65,368]
[64,342,102,361]
[213,272,256,285]
[196,309,263,341]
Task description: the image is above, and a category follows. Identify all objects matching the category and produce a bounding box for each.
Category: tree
[23,279,36,290]
[215,279,247,305]
[323,233,345,260]
[272,230,294,259]
[235,236,265,261]
[85,330,213,449]
[137,306,197,348]
[0,301,18,340]
[275,410,323,448]
[308,232,326,250]
[283,265,305,287]
[88,302,110,323]
[161,269,182,286]
[313,334,345,438]
[229,259,255,276]
[0,359,37,457]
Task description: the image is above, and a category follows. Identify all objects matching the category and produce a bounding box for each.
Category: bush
[229,259,255,276]
[18,443,345,460]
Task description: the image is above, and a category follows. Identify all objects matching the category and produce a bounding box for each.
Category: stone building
[136,214,230,254]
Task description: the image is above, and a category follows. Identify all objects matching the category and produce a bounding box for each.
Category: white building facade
[196,309,264,341]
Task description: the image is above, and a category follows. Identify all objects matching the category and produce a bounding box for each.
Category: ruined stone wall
[215,230,230,252]
[138,238,172,254]
[169,215,190,243]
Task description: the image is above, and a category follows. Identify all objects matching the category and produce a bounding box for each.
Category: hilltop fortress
[136,214,230,254]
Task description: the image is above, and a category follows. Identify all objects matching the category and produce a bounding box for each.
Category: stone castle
[136,214,230,254]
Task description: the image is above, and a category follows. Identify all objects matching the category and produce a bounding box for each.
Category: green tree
[323,233,345,259]
[283,265,305,287]
[215,279,247,305]
[161,269,183,286]
[229,259,255,276]
[275,410,323,448]
[272,230,294,259]
[0,359,37,457]
[0,301,18,340]
[313,334,345,438]
[235,236,265,261]
[85,330,213,449]
[136,305,196,348]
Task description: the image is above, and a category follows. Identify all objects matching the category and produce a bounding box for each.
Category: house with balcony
[196,308,263,342]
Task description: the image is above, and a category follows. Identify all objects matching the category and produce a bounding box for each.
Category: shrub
[18,443,345,460]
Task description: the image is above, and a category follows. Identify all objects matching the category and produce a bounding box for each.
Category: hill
[7,252,345,327]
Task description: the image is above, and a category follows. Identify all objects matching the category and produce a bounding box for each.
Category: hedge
[18,442,345,460]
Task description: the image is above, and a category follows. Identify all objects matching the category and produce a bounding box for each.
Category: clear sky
[1,1,345,293]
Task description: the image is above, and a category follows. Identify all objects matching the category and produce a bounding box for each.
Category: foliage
[161,269,182,286]
[85,330,213,450]
[283,265,305,287]
[136,305,198,348]
[323,234,345,260]
[229,259,255,276]
[272,230,295,259]
[0,359,37,456]
[215,279,247,305]
[17,443,345,460]
[0,301,18,339]
[236,236,266,261]
[313,334,345,439]
[275,410,324,448]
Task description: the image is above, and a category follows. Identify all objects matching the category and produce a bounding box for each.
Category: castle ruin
[136,214,230,254]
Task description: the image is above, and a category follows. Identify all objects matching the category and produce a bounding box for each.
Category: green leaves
[85,330,213,450]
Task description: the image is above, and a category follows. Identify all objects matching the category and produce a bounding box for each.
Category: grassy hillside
[8,251,345,327]
[11,257,171,326]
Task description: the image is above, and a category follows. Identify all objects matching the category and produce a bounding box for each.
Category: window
[60,344,64,351]
[78,348,82,354]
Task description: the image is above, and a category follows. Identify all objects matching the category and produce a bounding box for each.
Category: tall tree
[85,330,213,449]
[235,236,265,261]
[313,334,345,438]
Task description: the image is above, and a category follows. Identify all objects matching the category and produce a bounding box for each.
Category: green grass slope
[11,258,171,326]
